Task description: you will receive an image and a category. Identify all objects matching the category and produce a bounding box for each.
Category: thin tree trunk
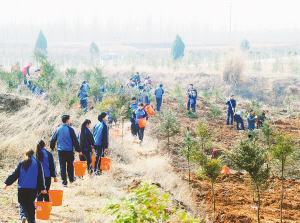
[280,162,284,223]
[188,156,190,185]
[167,132,170,151]
[122,119,124,146]
[212,183,215,221]
[257,187,260,223]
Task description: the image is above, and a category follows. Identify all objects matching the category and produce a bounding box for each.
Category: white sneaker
[139,140,142,146]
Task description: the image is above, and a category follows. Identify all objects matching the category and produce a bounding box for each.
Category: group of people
[4,113,110,223]
[226,95,269,133]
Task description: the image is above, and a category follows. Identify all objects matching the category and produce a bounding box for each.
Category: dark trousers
[227,110,234,125]
[156,97,162,111]
[18,188,37,223]
[236,116,245,130]
[58,151,75,185]
[130,118,138,136]
[94,146,104,173]
[191,103,196,113]
[80,151,92,173]
[37,177,51,202]
[187,99,191,110]
[137,126,145,141]
[80,99,88,112]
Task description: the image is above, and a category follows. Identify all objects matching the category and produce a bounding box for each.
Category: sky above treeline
[1,0,298,31]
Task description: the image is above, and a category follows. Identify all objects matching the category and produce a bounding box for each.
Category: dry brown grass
[222,51,245,84]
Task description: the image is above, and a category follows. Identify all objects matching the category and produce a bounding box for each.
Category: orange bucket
[138,118,147,128]
[75,102,81,109]
[73,161,87,176]
[112,129,121,138]
[100,157,113,171]
[36,200,52,220]
[221,166,230,175]
[145,105,155,116]
[91,154,96,168]
[48,190,63,206]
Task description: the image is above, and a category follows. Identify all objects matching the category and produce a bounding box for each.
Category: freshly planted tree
[34,30,47,53]
[39,59,55,90]
[155,108,180,150]
[90,42,99,65]
[196,120,215,151]
[171,35,185,60]
[271,132,296,223]
[240,39,250,52]
[260,121,276,148]
[229,139,270,223]
[180,130,197,184]
[209,106,222,126]
[65,68,77,87]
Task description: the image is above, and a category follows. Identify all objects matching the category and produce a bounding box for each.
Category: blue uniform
[35,148,57,201]
[247,113,257,130]
[187,88,195,110]
[139,93,149,106]
[93,121,109,173]
[133,109,148,141]
[130,102,139,136]
[189,93,197,113]
[226,99,236,125]
[5,157,45,223]
[155,87,164,111]
[78,127,95,173]
[50,124,81,186]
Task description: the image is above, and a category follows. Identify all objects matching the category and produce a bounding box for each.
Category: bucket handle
[78,153,87,161]
[36,192,52,203]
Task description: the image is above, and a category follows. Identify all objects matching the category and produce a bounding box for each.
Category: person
[78,81,90,113]
[117,85,126,95]
[35,69,42,78]
[143,77,149,86]
[155,84,164,112]
[186,84,194,110]
[4,149,46,223]
[27,81,33,91]
[134,72,141,85]
[21,63,32,85]
[133,103,148,146]
[258,112,266,127]
[139,89,149,106]
[93,113,109,175]
[147,76,152,86]
[36,140,58,202]
[247,109,257,131]
[234,110,245,131]
[130,97,139,137]
[146,83,152,94]
[226,95,236,125]
[50,114,82,187]
[189,89,197,113]
[78,119,95,174]
[99,85,105,102]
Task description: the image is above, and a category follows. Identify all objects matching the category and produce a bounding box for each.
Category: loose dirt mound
[0,93,29,111]
[187,172,300,223]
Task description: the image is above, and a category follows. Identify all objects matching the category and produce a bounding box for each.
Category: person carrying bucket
[36,140,58,202]
[155,84,164,112]
[78,119,95,174]
[50,114,82,187]
[93,112,109,175]
[4,149,46,223]
[130,97,138,138]
[133,103,148,146]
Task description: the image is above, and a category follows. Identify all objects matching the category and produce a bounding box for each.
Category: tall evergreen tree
[171,35,185,60]
[34,30,47,53]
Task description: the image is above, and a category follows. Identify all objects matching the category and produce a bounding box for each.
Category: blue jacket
[226,99,236,112]
[78,127,95,152]
[35,148,57,178]
[189,93,197,105]
[117,89,126,95]
[50,124,81,152]
[133,109,148,125]
[139,93,149,105]
[247,113,257,130]
[155,87,164,98]
[78,90,87,100]
[93,121,109,148]
[5,156,46,190]
[100,85,105,93]
[130,102,138,110]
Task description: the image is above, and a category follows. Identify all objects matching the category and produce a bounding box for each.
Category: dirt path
[0,120,199,223]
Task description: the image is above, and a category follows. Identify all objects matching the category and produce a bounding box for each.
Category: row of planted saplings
[36,155,113,220]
